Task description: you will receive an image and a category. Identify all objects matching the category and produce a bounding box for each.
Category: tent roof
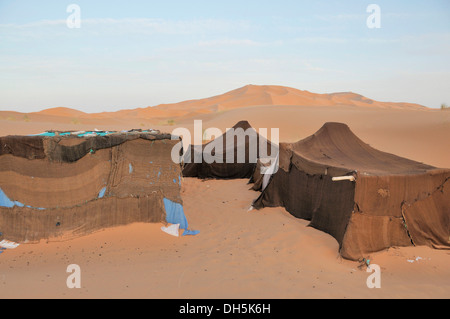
[288,122,436,176]
[182,120,277,179]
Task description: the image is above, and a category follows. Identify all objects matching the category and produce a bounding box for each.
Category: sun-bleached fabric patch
[161,224,180,237]
[0,240,20,249]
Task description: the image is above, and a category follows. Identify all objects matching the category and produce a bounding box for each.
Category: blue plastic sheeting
[36,132,56,137]
[0,188,24,208]
[0,188,46,210]
[163,198,199,236]
[29,132,56,137]
[129,163,133,174]
[98,187,107,199]
[77,131,109,137]
[183,230,200,236]
[30,131,111,137]
[163,198,188,230]
[173,176,182,185]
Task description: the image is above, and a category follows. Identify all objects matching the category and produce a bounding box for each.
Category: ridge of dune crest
[128,84,428,120]
[33,85,428,120]
[35,107,87,118]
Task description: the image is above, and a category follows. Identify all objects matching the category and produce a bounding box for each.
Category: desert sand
[0,85,449,298]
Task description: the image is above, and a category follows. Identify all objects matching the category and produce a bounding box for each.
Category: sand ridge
[28,85,428,121]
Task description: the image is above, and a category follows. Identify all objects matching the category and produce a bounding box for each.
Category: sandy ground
[0,86,449,299]
[0,178,449,299]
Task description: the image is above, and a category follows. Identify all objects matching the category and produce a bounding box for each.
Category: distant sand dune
[25,85,428,121]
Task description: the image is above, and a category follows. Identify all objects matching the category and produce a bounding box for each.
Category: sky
[0,0,449,112]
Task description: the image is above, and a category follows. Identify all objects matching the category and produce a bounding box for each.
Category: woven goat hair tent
[252,122,450,260]
[182,121,277,179]
[0,131,186,242]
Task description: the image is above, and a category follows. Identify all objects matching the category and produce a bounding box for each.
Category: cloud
[313,13,365,22]
[0,19,67,29]
[0,17,255,38]
[293,36,348,44]
[359,32,450,56]
[196,38,282,48]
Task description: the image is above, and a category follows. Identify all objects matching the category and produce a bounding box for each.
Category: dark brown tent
[0,132,187,243]
[253,122,450,260]
[182,121,277,179]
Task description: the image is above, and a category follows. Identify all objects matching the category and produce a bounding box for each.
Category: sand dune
[113,85,427,119]
[15,85,428,122]
[36,107,88,118]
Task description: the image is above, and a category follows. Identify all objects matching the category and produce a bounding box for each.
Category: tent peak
[314,122,354,138]
[231,120,253,130]
[321,122,351,130]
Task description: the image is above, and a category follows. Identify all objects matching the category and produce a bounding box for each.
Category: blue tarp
[163,198,199,236]
[98,187,107,199]
[34,132,56,137]
[0,188,24,208]
[77,131,109,137]
[0,188,45,210]
[182,230,200,236]
[163,198,188,230]
[30,131,112,137]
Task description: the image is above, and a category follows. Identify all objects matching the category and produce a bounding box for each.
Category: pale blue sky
[0,0,449,112]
